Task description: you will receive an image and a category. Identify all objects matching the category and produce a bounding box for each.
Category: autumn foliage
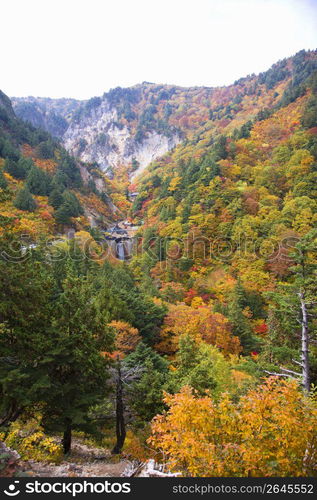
[109,320,141,356]
[155,303,241,356]
[149,378,317,477]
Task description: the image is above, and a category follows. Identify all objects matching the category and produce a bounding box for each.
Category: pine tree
[228,280,258,353]
[54,191,84,225]
[14,186,37,212]
[0,170,8,189]
[49,188,64,209]
[62,190,83,217]
[0,239,53,425]
[128,359,166,422]
[42,261,114,453]
[4,158,26,179]
[26,166,50,196]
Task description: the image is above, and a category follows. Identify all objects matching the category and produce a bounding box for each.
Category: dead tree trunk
[112,358,126,454]
[299,291,310,392]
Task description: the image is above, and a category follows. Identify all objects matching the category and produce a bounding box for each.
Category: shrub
[4,417,63,464]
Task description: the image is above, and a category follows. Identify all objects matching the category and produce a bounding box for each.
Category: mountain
[12,49,317,177]
[0,90,121,240]
[2,49,317,477]
[128,48,317,367]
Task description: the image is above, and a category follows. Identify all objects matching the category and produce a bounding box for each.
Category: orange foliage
[149,378,317,477]
[155,303,241,356]
[109,320,141,356]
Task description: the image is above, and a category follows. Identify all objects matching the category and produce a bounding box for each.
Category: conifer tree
[14,186,37,212]
[0,170,8,189]
[43,261,114,453]
[49,188,64,209]
[4,158,26,179]
[228,280,258,353]
[26,166,50,196]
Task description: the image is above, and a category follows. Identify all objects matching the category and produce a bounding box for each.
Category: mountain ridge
[12,49,317,177]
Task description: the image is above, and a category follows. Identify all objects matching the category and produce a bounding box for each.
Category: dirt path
[20,439,130,477]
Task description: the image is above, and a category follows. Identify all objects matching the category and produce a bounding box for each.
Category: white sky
[2,0,317,99]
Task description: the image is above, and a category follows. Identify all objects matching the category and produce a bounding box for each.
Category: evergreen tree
[43,262,114,453]
[62,190,84,217]
[227,280,258,353]
[0,170,8,189]
[26,166,51,196]
[125,342,168,373]
[54,204,71,225]
[17,157,34,176]
[4,158,26,179]
[58,153,82,188]
[14,186,37,212]
[128,359,166,422]
[38,140,55,159]
[51,170,68,191]
[54,190,84,225]
[0,239,53,425]
[49,188,64,209]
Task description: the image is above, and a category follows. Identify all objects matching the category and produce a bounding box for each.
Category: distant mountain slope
[12,50,317,177]
[130,50,317,293]
[0,91,120,240]
[11,96,81,138]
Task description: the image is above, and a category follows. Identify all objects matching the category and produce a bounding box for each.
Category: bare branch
[279,367,302,377]
[264,370,297,379]
[292,359,304,367]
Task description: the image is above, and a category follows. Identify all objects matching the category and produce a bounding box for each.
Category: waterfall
[117,241,125,260]
[124,239,133,260]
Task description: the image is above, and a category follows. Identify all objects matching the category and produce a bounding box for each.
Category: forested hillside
[1,50,317,478]
[0,91,129,239]
[13,50,317,177]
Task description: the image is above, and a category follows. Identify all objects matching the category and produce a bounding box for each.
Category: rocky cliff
[12,84,185,176]
[12,50,317,178]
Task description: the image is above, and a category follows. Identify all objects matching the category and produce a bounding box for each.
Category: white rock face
[13,90,183,176]
[63,98,181,174]
[130,131,180,179]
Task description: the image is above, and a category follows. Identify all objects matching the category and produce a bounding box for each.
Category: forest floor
[20,439,130,477]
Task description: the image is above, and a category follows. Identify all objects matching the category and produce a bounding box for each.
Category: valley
[1,48,317,478]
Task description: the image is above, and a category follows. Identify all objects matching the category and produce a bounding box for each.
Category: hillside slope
[0,91,120,240]
[12,50,317,177]
[129,49,317,377]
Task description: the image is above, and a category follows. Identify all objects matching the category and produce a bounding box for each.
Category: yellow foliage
[109,320,141,355]
[4,417,63,464]
[149,378,317,477]
[156,303,241,356]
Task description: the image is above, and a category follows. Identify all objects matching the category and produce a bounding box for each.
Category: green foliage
[54,190,83,224]
[98,265,167,343]
[4,416,63,464]
[26,165,51,195]
[225,281,259,354]
[4,158,27,179]
[49,188,64,209]
[0,170,8,189]
[14,186,37,211]
[128,359,167,422]
[301,74,317,129]
[172,336,233,398]
[37,140,55,159]
[0,239,114,449]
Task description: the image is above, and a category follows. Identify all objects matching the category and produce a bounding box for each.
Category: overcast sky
[2,0,317,99]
